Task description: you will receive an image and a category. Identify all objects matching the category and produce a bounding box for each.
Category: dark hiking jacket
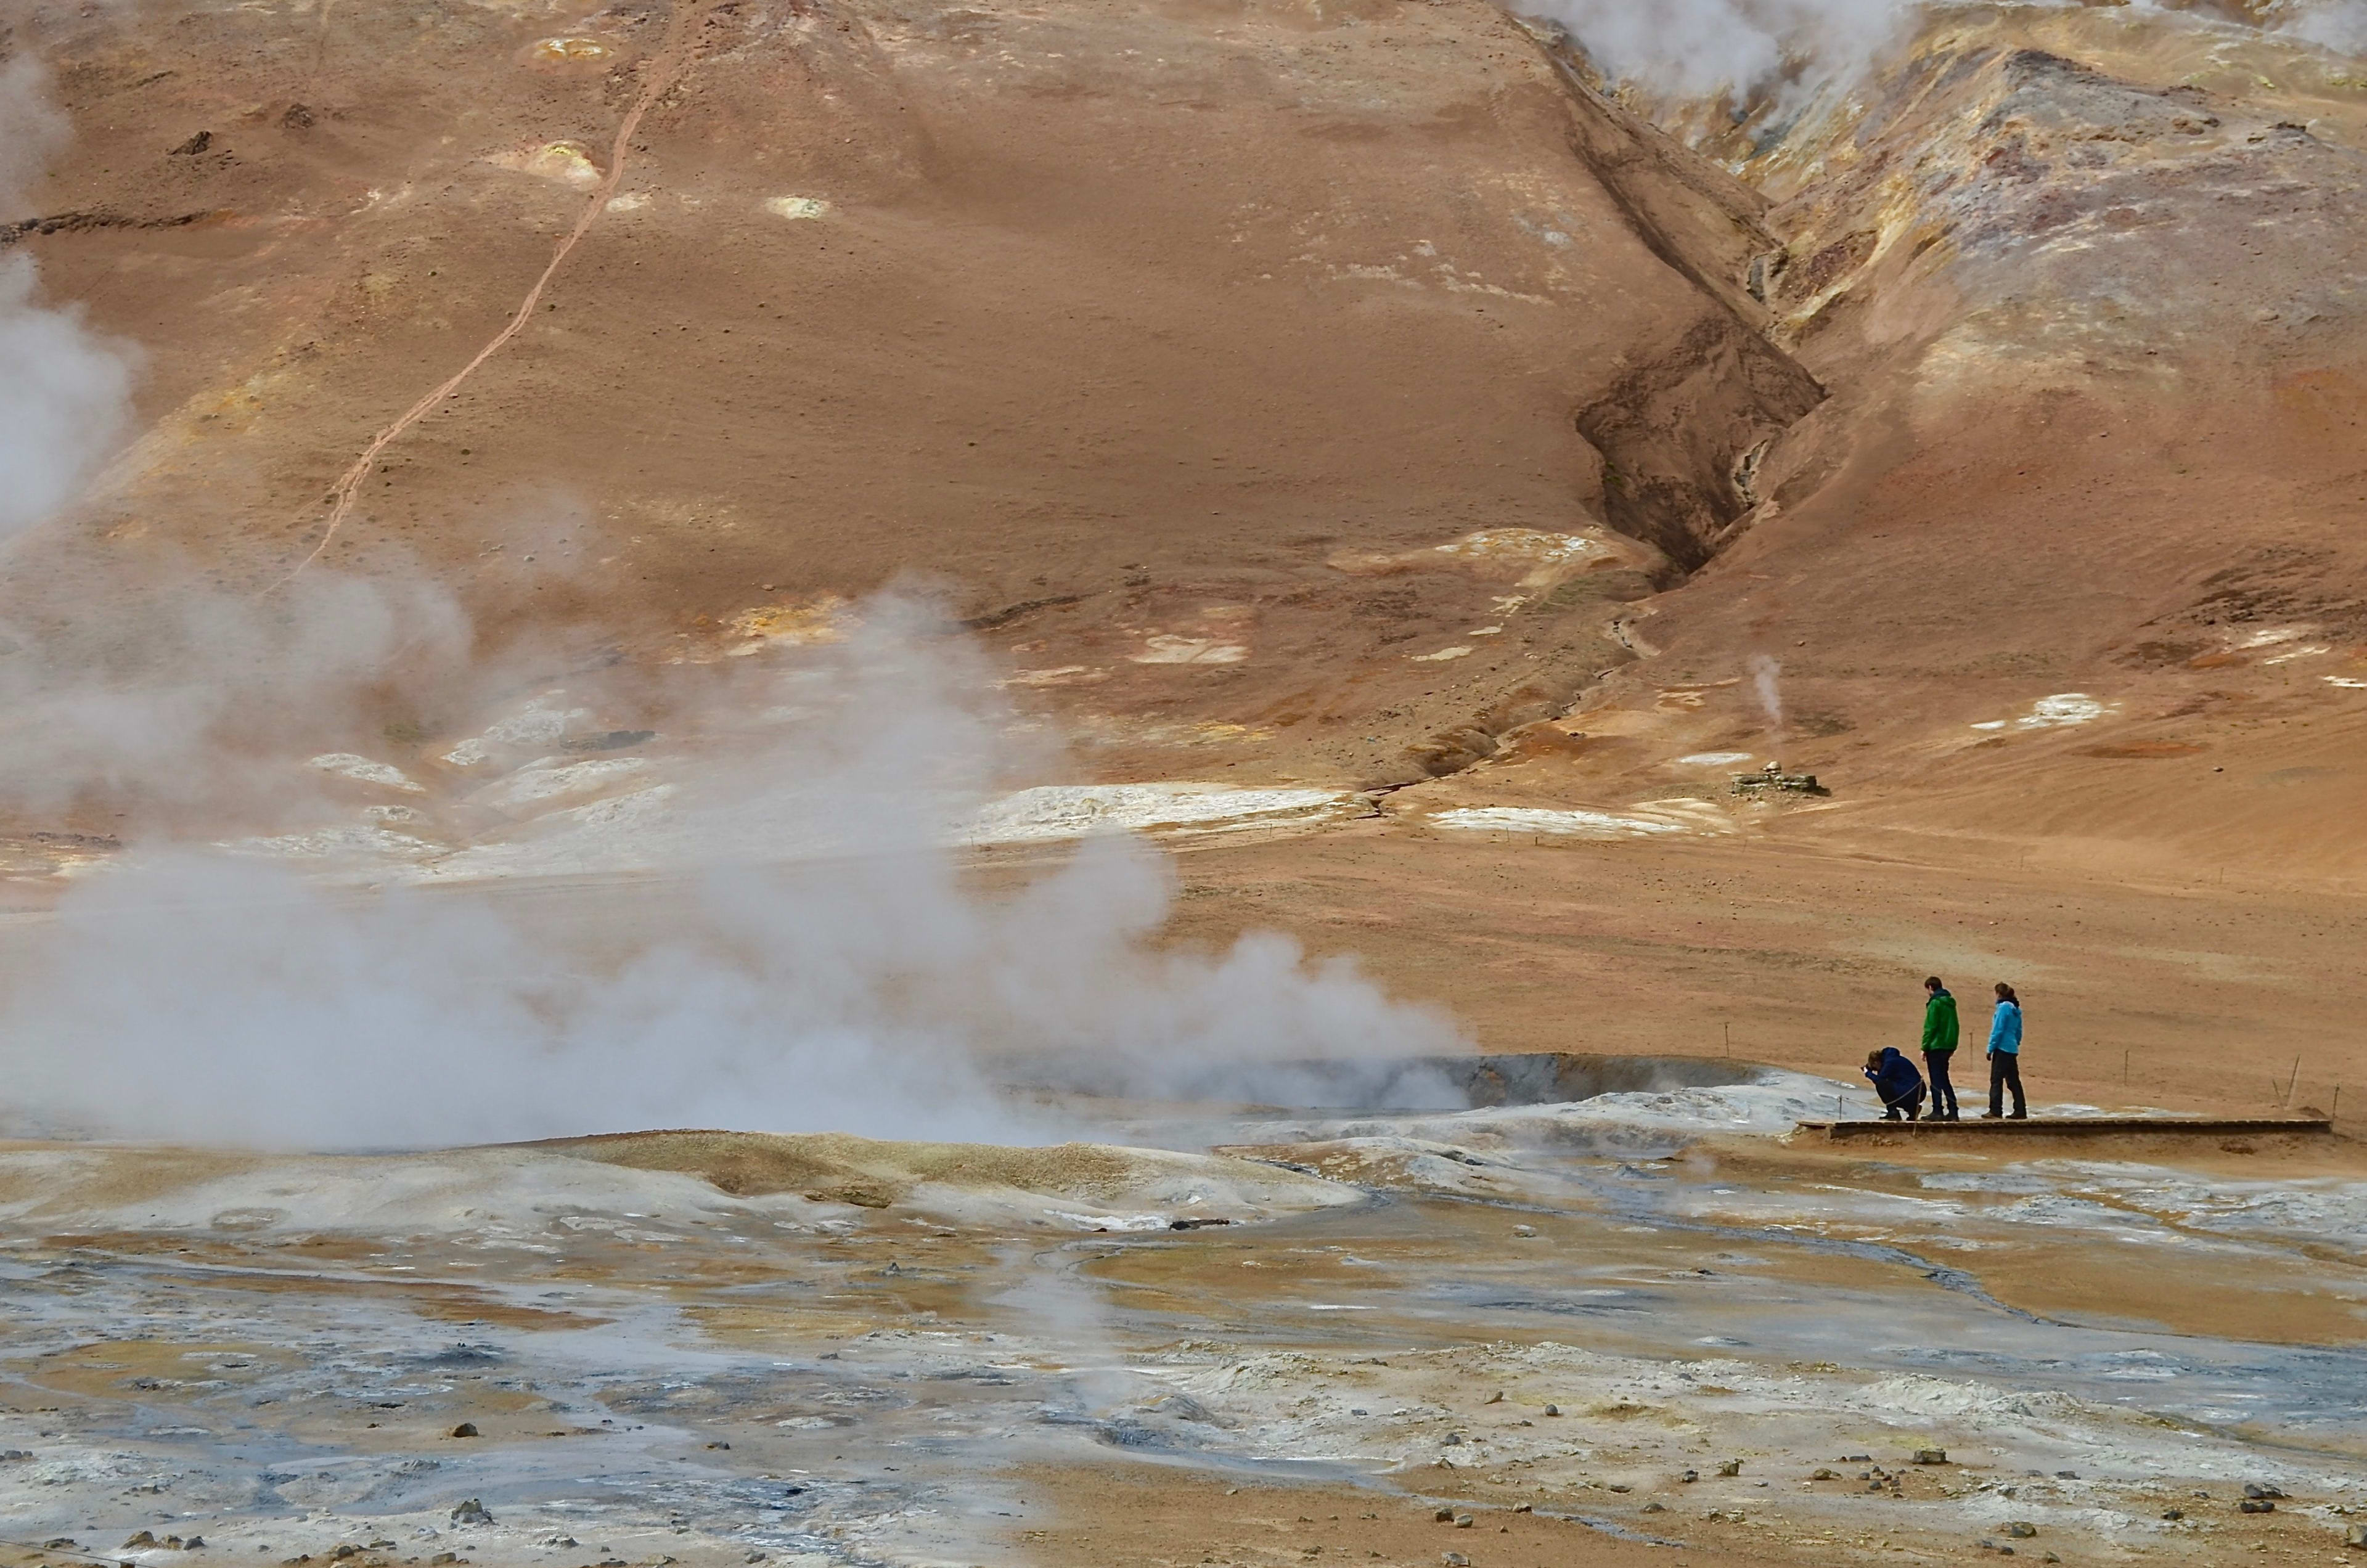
[1866,1045,1925,1107]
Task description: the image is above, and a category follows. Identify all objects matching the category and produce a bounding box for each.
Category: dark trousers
[1989,1051,2026,1117]
[1883,1088,1923,1121]
[1924,1051,1958,1119]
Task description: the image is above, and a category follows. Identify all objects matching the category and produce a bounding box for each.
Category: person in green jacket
[1920,975,1961,1121]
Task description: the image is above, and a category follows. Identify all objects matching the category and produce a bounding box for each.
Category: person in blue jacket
[1863,1045,1926,1121]
[1984,981,2026,1119]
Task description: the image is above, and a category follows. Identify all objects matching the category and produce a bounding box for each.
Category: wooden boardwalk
[1796,1115,2333,1142]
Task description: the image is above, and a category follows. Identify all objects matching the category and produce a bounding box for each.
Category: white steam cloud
[1534,0,2367,107]
[0,565,476,823]
[0,594,1465,1149]
[2276,0,2367,53]
[0,52,136,542]
[1532,0,1913,101]
[1748,651,1783,735]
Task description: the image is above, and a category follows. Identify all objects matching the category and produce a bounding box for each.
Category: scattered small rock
[2054,1471,2079,1480]
[1716,1460,1741,1477]
[2344,1521,2367,1548]
[2006,1522,2037,1538]
[2240,1498,2276,1514]
[448,1424,478,1439]
[0,1448,31,1460]
[448,1502,491,1527]
[1483,1391,1503,1405]
[1433,1509,1454,1524]
[1442,1433,1462,1446]
[1640,1502,1664,1514]
[1511,1225,1537,1238]
[1441,1555,1468,1567]
[1606,1484,1630,1494]
[2244,1483,2288,1500]
[1452,1515,1473,1529]
[169,130,213,155]
[2161,1508,2184,1521]
[1811,1469,1838,1480]
[1679,1469,1698,1483]
[562,730,655,754]
[1841,1454,1871,1463]
[431,1557,458,1566]
[1511,1504,1531,1514]
[1913,1448,1948,1465]
[183,1540,205,1551]
[705,1442,731,1451]
[1542,1405,1560,1418]
[126,1535,158,1550]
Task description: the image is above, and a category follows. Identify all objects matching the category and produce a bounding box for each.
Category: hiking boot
[2008,1111,2027,1120]
[1980,1111,2003,1119]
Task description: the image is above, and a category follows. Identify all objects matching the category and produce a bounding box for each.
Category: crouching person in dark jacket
[1863,1047,1926,1121]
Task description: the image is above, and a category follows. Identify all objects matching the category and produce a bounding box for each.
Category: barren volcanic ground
[3,0,2367,1562]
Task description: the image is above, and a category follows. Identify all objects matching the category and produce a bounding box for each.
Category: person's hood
[1879,1047,1907,1065]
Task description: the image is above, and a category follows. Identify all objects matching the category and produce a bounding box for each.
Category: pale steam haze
[0,596,1464,1149]
[1748,651,1784,735]
[0,568,475,821]
[0,54,136,542]
[2279,0,2367,52]
[1532,0,1914,99]
[1533,0,2367,103]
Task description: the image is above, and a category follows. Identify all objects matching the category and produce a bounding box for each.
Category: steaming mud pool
[2,1064,2364,1568]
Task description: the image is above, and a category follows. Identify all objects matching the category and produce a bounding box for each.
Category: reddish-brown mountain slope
[6,0,1817,796]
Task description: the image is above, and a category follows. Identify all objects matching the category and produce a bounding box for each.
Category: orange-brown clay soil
[1134,823,2367,1118]
[8,0,2361,836]
[1015,1455,2366,1568]
[1015,1466,1773,1568]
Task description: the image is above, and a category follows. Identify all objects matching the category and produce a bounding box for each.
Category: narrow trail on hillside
[262,0,717,594]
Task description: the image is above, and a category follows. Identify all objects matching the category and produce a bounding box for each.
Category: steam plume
[1531,0,1913,102]
[1532,0,2367,108]
[0,565,476,823]
[0,54,136,542]
[2278,0,2367,52]
[1748,652,1783,736]
[0,595,1465,1149]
